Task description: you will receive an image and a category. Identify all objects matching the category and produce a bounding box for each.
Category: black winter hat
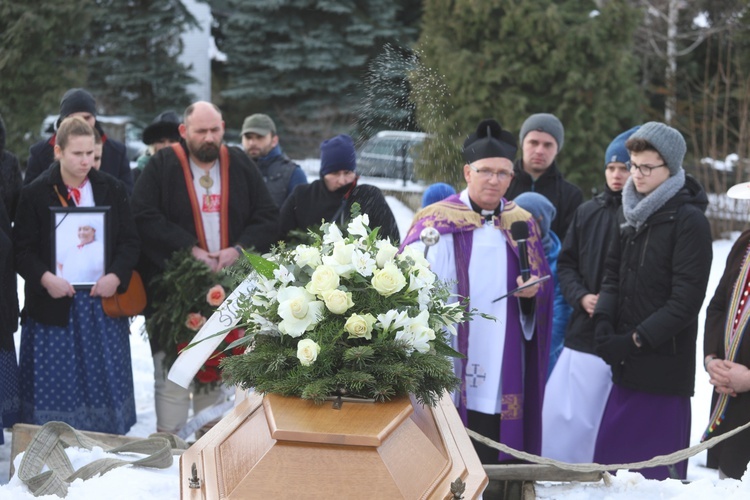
[142,110,182,145]
[59,88,97,119]
[462,119,517,164]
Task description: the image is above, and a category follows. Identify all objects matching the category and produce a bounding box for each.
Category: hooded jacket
[595,175,712,396]
[505,159,583,241]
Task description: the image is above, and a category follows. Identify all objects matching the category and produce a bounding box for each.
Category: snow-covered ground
[1,170,748,498]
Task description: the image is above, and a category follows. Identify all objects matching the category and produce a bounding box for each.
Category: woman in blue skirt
[13,116,140,435]
[0,200,19,443]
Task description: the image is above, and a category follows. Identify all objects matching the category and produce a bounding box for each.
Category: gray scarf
[622,169,685,230]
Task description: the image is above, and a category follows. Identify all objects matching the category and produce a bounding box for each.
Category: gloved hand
[594,317,615,347]
[595,333,639,366]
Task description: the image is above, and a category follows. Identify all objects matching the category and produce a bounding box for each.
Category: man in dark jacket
[592,122,712,480]
[241,113,307,208]
[24,88,133,194]
[279,134,400,244]
[131,101,279,434]
[542,126,638,464]
[505,113,583,240]
[0,113,22,221]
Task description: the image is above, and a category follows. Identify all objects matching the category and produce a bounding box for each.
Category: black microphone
[510,221,531,281]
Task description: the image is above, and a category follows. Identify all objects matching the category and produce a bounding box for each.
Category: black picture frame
[51,206,110,290]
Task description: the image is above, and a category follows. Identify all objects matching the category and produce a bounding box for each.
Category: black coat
[558,189,623,354]
[279,178,400,244]
[13,165,140,327]
[0,201,18,351]
[595,175,712,396]
[0,150,21,222]
[25,124,133,195]
[505,159,584,241]
[131,143,279,273]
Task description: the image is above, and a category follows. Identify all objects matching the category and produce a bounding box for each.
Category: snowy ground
[1,171,748,498]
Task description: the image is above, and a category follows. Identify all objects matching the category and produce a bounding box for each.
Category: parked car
[356,131,428,182]
[41,114,147,161]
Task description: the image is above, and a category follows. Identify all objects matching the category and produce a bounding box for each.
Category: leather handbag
[102,270,147,318]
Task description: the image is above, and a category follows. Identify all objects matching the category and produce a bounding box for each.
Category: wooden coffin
[179,391,487,499]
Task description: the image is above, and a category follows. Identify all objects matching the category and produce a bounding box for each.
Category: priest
[401,119,553,463]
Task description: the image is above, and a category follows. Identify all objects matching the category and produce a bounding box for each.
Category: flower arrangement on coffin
[146,249,245,389]
[220,211,477,407]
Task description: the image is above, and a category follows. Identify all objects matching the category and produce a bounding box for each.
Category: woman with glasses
[591,122,712,479]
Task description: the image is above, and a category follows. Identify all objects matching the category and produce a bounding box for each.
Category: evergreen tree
[83,0,199,122]
[0,0,93,163]
[216,0,411,157]
[414,0,645,196]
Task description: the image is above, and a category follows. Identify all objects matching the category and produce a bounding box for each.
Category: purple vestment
[402,194,553,459]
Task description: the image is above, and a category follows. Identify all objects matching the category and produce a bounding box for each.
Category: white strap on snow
[167,274,256,389]
[16,421,186,498]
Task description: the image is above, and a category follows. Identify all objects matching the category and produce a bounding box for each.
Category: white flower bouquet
[220,212,472,407]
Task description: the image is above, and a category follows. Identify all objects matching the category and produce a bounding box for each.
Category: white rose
[296,338,321,366]
[371,262,407,297]
[347,214,370,239]
[345,313,377,340]
[294,245,322,268]
[375,240,399,268]
[321,289,354,315]
[277,286,324,338]
[305,265,340,296]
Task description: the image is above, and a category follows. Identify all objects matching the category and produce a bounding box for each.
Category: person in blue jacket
[513,192,570,377]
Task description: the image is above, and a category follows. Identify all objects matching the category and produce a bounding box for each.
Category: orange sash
[171,143,231,251]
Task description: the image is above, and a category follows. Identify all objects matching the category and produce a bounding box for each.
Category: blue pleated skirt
[19,291,136,435]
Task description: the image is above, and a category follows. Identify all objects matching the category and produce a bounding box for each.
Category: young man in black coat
[25,88,133,194]
[592,122,712,480]
[279,134,400,244]
[504,113,583,241]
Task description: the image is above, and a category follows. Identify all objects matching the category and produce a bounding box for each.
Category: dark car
[356,131,427,182]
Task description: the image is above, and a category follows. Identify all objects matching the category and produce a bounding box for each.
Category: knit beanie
[629,121,686,176]
[422,183,456,208]
[604,126,640,168]
[59,88,97,119]
[519,113,564,152]
[319,134,356,177]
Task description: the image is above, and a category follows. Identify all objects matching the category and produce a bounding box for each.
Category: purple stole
[402,194,552,458]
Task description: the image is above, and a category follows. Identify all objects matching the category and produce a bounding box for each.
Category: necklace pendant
[199,174,214,190]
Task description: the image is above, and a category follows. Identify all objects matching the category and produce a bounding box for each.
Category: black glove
[595,333,639,366]
[594,317,615,347]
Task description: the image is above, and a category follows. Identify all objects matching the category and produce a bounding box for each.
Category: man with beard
[241,113,307,208]
[131,101,279,434]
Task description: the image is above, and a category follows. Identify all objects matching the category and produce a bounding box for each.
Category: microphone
[510,221,531,281]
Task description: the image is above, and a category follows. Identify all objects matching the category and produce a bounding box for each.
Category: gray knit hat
[519,113,564,152]
[629,121,686,176]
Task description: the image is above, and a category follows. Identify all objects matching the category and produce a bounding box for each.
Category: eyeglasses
[627,161,667,177]
[470,165,513,181]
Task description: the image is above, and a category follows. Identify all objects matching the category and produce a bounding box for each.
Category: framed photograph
[51,207,110,290]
